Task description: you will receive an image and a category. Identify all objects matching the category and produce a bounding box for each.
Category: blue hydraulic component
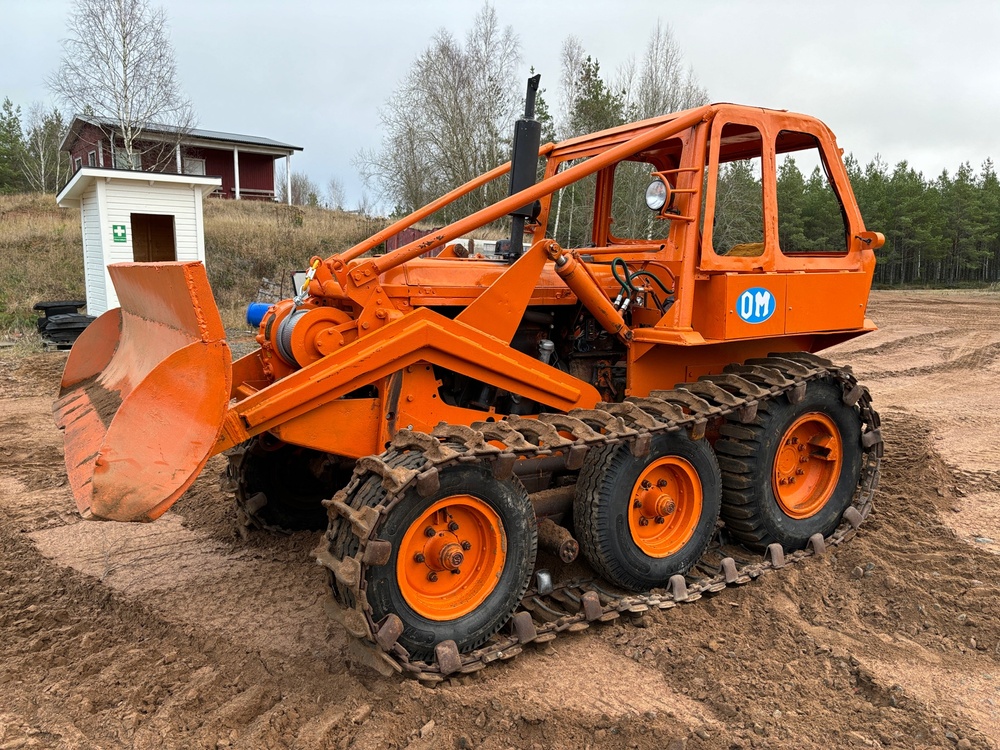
[246,302,271,328]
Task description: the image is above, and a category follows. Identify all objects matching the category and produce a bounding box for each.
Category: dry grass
[0,194,85,330]
[202,200,385,327]
[0,194,387,333]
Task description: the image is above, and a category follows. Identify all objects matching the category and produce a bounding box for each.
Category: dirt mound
[2,294,1000,749]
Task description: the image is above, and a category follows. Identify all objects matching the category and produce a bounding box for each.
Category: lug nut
[641,480,652,490]
[424,526,436,537]
[448,521,459,532]
[451,568,461,575]
[461,541,472,551]
[427,571,438,582]
[633,499,643,509]
[639,517,649,527]
[413,552,425,563]
[654,516,665,524]
[795,468,804,475]
[657,479,668,488]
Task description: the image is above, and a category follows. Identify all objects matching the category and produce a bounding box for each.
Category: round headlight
[645,179,668,211]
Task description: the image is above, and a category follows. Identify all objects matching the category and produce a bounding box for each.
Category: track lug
[721,557,739,583]
[430,423,499,453]
[333,555,361,590]
[862,428,883,449]
[355,455,418,493]
[842,383,864,406]
[390,430,459,462]
[435,640,463,676]
[766,543,786,568]
[492,453,516,480]
[416,467,440,497]
[735,403,758,423]
[363,539,392,566]
[314,544,362,594]
[669,574,688,602]
[689,419,707,441]
[565,443,589,470]
[843,506,863,529]
[505,415,572,448]
[512,611,537,644]
[245,492,267,514]
[322,595,371,639]
[630,433,652,458]
[787,383,807,404]
[376,614,404,651]
[603,401,663,430]
[808,533,826,555]
[327,506,379,539]
[538,413,603,441]
[475,420,535,450]
[535,569,554,595]
[582,590,603,621]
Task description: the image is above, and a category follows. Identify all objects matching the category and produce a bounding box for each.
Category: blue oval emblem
[736,287,775,324]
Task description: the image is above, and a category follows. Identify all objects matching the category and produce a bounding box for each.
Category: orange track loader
[56,77,884,675]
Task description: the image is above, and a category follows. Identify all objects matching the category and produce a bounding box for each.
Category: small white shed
[56,167,222,316]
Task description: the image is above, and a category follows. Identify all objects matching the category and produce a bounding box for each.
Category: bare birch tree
[608,22,709,238]
[48,0,195,170]
[558,35,587,139]
[20,105,72,192]
[276,162,320,207]
[621,21,709,120]
[326,177,347,211]
[356,3,520,221]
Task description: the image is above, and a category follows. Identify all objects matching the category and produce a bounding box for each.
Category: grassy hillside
[0,194,84,330]
[0,194,386,333]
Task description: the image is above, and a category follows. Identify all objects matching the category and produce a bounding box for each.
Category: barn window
[183,157,206,176]
[114,148,141,171]
[74,157,82,171]
[87,151,97,166]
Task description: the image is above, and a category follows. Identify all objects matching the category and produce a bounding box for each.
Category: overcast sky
[3,0,1000,206]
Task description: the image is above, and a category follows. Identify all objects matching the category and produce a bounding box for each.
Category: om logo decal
[736,288,775,324]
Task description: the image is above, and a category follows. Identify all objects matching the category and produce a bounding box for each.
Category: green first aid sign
[112,224,127,242]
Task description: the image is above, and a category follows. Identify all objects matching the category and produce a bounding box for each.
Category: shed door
[131,213,176,262]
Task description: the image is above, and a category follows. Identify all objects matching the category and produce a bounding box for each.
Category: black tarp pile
[34,301,95,348]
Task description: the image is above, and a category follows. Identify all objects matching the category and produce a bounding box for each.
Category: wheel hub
[773,412,842,519]
[397,495,506,620]
[628,456,703,558]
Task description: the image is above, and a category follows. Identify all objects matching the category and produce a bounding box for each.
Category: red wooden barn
[61,116,303,203]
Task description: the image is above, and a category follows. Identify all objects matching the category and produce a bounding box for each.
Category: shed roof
[56,166,223,208]
[62,116,303,154]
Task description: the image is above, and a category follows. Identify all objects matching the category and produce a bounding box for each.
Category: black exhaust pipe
[503,74,542,263]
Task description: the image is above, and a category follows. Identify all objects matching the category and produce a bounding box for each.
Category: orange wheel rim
[396,496,506,620]
[773,412,842,519]
[627,456,703,558]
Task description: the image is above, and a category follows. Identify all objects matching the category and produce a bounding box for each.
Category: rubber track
[315,353,882,683]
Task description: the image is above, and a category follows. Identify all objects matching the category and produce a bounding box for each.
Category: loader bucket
[54,262,232,522]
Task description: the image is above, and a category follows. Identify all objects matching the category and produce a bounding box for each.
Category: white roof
[57,167,223,207]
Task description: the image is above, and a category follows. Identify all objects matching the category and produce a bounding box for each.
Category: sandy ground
[1,289,999,750]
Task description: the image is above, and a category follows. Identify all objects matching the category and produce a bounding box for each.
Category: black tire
[715,379,863,551]
[573,431,722,592]
[340,458,536,661]
[231,437,347,533]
